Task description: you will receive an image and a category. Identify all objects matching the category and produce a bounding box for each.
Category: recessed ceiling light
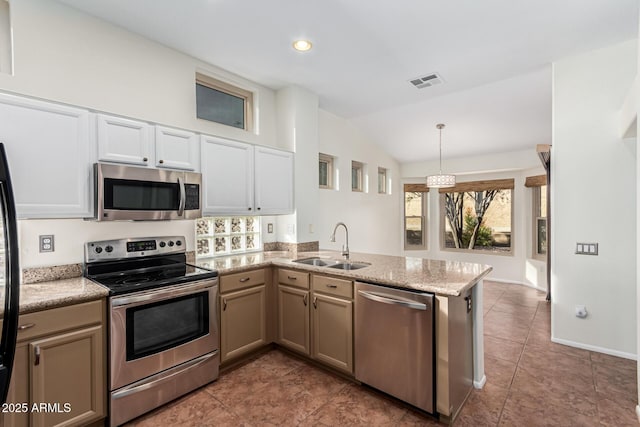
[293,40,312,52]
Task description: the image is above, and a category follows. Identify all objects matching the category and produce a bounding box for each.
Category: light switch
[576,242,598,255]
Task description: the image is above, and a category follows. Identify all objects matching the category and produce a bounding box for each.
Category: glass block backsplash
[196,216,261,257]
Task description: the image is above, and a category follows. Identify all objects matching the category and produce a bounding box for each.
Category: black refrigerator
[0,143,19,404]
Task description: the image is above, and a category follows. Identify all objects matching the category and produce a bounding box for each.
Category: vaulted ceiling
[57,0,638,162]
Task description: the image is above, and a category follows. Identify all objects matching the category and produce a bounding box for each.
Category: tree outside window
[441,179,513,253]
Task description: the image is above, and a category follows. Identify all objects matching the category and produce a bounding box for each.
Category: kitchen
[0,0,638,426]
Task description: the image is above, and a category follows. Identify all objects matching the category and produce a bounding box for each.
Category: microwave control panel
[185,184,200,210]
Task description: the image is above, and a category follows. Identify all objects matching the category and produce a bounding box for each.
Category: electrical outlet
[575,305,588,318]
[39,235,54,253]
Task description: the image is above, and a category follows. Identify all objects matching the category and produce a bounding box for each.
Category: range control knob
[159,241,166,248]
[105,245,114,253]
[168,241,175,247]
[95,246,103,254]
[176,240,182,246]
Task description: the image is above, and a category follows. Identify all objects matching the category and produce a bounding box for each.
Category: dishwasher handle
[358,290,428,311]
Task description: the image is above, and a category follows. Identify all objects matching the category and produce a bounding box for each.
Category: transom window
[352,161,364,192]
[195,72,253,131]
[378,167,387,194]
[319,153,335,189]
[441,179,514,253]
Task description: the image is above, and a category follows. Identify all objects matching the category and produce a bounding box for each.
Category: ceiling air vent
[409,73,444,89]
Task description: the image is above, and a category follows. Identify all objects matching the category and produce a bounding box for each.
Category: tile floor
[125,281,639,426]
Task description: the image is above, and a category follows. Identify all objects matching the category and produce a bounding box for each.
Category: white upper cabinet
[0,93,95,218]
[155,126,199,171]
[97,114,152,166]
[201,135,254,215]
[254,146,294,215]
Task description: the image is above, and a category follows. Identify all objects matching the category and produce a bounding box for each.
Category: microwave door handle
[177,176,186,216]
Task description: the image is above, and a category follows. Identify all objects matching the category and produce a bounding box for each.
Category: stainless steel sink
[293,257,370,270]
[293,257,341,267]
[327,262,370,270]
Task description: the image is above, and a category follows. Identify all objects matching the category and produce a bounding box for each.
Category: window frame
[378,167,387,194]
[319,153,335,190]
[195,72,254,132]
[403,184,429,250]
[351,161,364,192]
[532,184,547,260]
[439,179,515,256]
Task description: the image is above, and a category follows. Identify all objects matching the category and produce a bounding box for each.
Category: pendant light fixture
[426,123,456,188]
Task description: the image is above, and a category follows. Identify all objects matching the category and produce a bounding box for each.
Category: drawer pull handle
[287,276,297,280]
[34,346,41,366]
[143,157,148,162]
[18,323,35,330]
[223,299,227,311]
[326,284,338,289]
[303,294,308,306]
[159,159,164,164]
[313,297,317,309]
[239,277,250,283]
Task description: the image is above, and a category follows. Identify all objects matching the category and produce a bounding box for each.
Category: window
[404,184,428,250]
[196,216,261,258]
[319,153,334,189]
[441,179,514,253]
[352,161,363,192]
[195,72,253,131]
[526,174,547,259]
[378,167,387,194]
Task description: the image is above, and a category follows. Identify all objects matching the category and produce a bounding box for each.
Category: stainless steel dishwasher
[355,282,435,414]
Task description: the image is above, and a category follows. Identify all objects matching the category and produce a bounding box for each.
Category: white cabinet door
[201,135,254,215]
[254,146,294,215]
[155,126,199,171]
[97,114,151,166]
[0,93,95,218]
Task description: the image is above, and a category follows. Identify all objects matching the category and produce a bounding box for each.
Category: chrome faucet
[330,222,349,260]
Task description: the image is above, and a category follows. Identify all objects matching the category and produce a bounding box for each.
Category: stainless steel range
[84,236,219,427]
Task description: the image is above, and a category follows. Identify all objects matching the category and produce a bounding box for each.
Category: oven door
[110,279,218,390]
[96,163,202,221]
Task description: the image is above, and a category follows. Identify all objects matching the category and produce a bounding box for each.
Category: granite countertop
[198,250,493,297]
[1,277,109,316]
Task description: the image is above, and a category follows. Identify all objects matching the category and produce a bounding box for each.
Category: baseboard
[551,336,637,361]
[473,374,486,389]
[636,405,640,422]
[484,277,546,293]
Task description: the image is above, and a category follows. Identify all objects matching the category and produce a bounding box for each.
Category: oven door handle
[112,351,218,400]
[177,176,186,217]
[111,280,215,308]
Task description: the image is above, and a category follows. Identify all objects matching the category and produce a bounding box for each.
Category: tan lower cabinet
[311,293,353,373]
[0,299,106,427]
[277,285,310,355]
[219,268,271,363]
[311,274,354,374]
[220,285,267,362]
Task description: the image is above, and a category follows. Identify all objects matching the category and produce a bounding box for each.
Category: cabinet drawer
[220,269,266,293]
[278,269,309,289]
[312,275,353,299]
[14,300,104,343]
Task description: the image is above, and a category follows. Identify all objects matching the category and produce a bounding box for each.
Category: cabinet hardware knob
[34,346,41,366]
[239,277,250,283]
[248,207,252,211]
[326,284,338,289]
[223,299,227,311]
[143,157,148,162]
[18,323,35,330]
[303,294,308,306]
[287,276,297,280]
[159,159,164,164]
[313,297,317,309]
[257,207,261,211]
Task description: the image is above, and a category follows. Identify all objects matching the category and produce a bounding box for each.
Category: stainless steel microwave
[94,163,202,221]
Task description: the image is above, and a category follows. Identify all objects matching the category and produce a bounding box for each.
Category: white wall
[401,150,545,287]
[553,39,637,357]
[317,110,402,255]
[0,0,282,268]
